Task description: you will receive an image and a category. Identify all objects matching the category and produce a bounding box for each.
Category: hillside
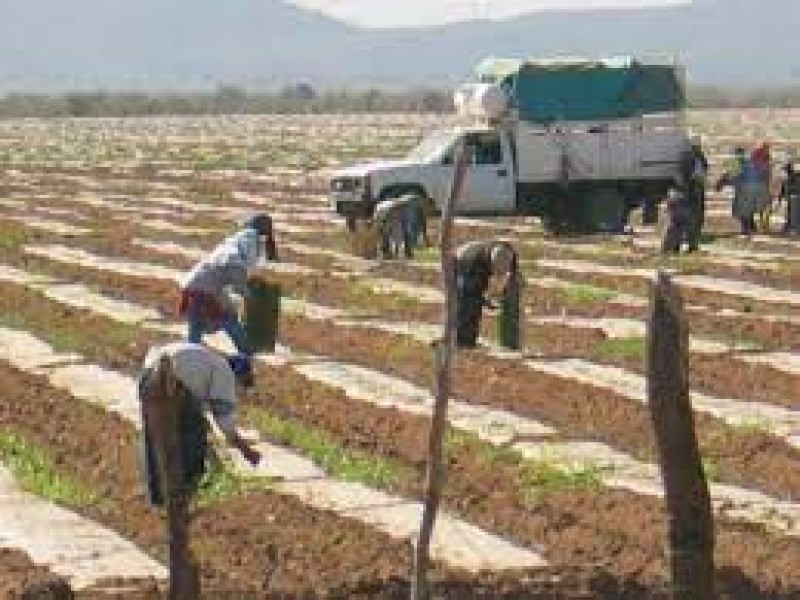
[0,0,797,89]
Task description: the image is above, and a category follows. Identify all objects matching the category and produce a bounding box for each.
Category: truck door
[461,132,515,214]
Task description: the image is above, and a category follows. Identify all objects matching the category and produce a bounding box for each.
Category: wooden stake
[646,272,716,600]
[144,359,199,600]
[411,146,468,600]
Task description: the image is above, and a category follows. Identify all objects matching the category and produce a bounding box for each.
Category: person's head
[488,243,517,298]
[245,213,277,261]
[691,135,703,150]
[490,243,515,276]
[228,354,254,389]
[138,355,193,419]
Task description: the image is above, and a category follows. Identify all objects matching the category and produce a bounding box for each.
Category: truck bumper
[332,197,373,220]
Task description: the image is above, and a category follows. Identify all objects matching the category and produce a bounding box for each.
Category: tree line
[1,83,800,118]
[0,85,453,118]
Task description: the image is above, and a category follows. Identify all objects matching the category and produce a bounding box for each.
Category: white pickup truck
[329,56,691,233]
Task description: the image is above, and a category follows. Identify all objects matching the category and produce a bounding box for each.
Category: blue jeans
[186,295,251,355]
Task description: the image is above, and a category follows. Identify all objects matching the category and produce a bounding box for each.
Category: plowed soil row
[2,287,799,599]
[5,253,799,506]
[360,258,800,351]
[529,266,800,320]
[14,202,800,350]
[531,244,800,292]
[22,227,797,416]
[2,364,591,599]
[0,549,72,599]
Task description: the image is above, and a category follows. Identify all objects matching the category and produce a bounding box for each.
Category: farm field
[0,109,799,598]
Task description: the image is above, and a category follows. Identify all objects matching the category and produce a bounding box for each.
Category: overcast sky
[290,0,688,28]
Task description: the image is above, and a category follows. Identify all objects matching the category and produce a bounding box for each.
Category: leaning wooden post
[411,147,468,600]
[646,271,716,600]
[145,360,199,600]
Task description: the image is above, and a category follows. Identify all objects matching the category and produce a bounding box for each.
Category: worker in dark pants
[662,188,692,254]
[179,214,277,355]
[138,343,261,507]
[679,137,709,251]
[137,343,260,600]
[454,241,518,348]
[781,156,800,235]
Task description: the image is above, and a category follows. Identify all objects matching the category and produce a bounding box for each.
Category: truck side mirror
[442,154,453,166]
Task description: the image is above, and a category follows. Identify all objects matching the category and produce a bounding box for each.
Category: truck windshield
[405,130,455,163]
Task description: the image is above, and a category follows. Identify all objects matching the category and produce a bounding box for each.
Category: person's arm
[224,428,261,466]
[227,263,250,298]
[207,363,261,465]
[213,407,261,466]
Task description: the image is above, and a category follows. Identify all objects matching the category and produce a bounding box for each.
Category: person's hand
[229,431,262,466]
[241,444,261,466]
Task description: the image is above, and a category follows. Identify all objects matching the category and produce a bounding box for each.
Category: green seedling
[445,428,605,502]
[701,458,722,482]
[560,283,617,306]
[445,427,517,467]
[593,337,646,360]
[386,337,419,363]
[732,418,773,436]
[0,304,142,356]
[195,452,273,506]
[0,430,99,507]
[0,226,37,250]
[520,459,606,505]
[414,247,441,263]
[246,407,406,489]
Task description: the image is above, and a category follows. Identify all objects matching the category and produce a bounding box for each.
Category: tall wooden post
[646,272,715,600]
[144,360,199,600]
[411,147,468,600]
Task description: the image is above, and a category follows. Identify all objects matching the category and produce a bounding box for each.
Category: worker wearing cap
[678,136,708,251]
[179,214,277,355]
[454,240,518,348]
[138,342,261,506]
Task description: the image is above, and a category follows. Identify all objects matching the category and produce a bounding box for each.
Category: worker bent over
[179,213,277,355]
[373,195,430,260]
[137,343,260,599]
[454,240,518,348]
[138,342,261,506]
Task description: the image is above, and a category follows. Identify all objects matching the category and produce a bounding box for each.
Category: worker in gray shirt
[179,214,277,354]
[138,342,261,506]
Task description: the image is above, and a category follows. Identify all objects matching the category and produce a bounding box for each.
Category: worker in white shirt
[179,214,277,355]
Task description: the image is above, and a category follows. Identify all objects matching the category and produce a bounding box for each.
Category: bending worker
[179,214,277,355]
[373,195,429,260]
[454,240,518,348]
[138,342,261,506]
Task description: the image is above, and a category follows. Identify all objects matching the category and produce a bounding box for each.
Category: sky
[289,0,688,29]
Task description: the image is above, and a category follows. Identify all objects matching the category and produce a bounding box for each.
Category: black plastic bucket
[245,279,281,353]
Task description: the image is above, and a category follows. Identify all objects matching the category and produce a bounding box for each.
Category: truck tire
[585,187,626,233]
[642,197,659,225]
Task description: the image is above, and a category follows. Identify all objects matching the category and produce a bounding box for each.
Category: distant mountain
[1,0,798,89]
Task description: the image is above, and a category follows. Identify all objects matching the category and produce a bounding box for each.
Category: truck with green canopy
[329,55,690,233]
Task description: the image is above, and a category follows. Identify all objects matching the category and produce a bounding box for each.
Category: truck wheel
[642,197,659,225]
[585,188,626,233]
